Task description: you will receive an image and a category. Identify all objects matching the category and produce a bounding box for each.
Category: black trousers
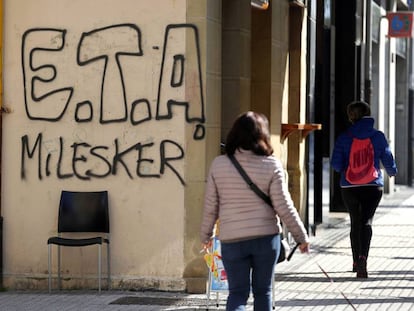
[341,186,383,262]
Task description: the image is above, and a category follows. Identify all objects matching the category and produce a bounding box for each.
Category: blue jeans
[221,234,280,311]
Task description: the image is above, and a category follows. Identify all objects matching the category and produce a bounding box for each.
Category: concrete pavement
[0,186,413,310]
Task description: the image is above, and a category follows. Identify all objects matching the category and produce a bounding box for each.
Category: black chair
[47,190,110,293]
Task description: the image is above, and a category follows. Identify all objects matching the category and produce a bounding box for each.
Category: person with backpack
[331,101,397,278]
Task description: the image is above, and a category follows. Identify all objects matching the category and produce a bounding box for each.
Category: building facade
[0,0,311,293]
[0,0,411,294]
[323,0,413,213]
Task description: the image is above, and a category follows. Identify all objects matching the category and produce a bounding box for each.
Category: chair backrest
[58,190,109,233]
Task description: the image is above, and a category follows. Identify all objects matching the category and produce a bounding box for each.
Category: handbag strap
[228,154,272,207]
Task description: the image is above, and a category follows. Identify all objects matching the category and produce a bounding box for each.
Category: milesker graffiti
[20,23,205,185]
[21,133,185,184]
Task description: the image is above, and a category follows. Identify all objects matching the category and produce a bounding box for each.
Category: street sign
[387,12,414,38]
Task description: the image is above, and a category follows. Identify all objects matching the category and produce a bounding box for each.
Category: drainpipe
[0,0,3,290]
[408,0,414,186]
[364,0,372,104]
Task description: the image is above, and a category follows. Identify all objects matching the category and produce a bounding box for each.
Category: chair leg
[107,244,111,290]
[98,244,102,294]
[58,245,61,290]
[48,244,52,293]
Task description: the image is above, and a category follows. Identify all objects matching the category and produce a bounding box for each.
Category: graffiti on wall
[20,23,205,185]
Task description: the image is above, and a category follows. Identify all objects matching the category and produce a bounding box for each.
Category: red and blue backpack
[345,134,378,185]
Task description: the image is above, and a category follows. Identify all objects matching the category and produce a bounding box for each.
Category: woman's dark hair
[347,101,371,123]
[225,111,273,156]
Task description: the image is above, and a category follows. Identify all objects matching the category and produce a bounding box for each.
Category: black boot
[356,256,368,278]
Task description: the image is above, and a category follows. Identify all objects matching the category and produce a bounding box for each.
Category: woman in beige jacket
[200,111,309,311]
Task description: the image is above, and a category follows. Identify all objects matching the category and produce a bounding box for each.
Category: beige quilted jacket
[200,149,309,244]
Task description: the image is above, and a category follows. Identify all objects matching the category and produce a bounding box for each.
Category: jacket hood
[349,117,375,139]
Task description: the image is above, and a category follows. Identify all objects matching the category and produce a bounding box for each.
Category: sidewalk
[272,185,414,311]
[0,186,413,311]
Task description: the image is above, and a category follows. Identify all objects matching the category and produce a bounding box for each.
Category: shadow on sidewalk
[276,270,414,283]
[274,296,414,308]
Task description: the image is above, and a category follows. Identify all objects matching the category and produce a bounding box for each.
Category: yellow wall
[1,0,308,293]
[1,0,213,291]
